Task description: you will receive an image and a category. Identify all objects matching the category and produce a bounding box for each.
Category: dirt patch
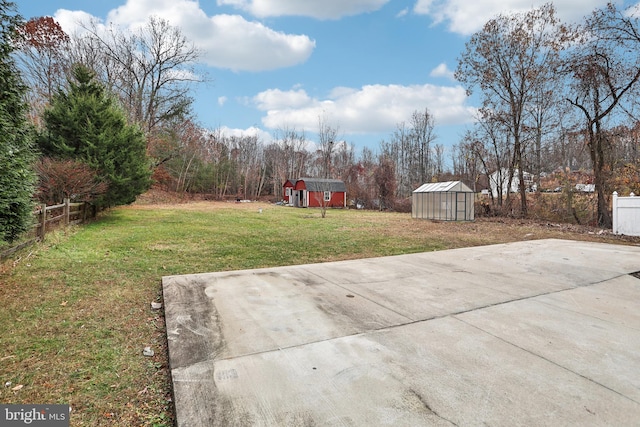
[132,189,267,212]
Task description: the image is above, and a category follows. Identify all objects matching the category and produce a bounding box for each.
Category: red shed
[283,179,295,205]
[288,178,346,208]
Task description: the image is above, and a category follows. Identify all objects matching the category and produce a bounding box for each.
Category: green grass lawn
[0,202,448,426]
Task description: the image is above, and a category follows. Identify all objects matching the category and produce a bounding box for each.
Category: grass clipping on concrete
[1,200,638,426]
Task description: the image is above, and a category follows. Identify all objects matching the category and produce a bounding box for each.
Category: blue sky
[17,0,636,155]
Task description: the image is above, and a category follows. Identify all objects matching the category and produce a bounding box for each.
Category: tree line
[1,1,640,243]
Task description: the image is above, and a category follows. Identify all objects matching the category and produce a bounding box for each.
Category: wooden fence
[1,199,94,259]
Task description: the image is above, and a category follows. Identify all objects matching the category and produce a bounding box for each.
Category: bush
[393,197,412,213]
[35,157,108,205]
[475,192,598,225]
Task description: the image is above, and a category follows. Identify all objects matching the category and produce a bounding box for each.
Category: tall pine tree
[41,64,151,207]
[0,1,37,243]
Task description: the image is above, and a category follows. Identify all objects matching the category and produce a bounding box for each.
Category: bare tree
[526,51,566,191]
[380,108,437,197]
[205,130,234,199]
[477,110,513,206]
[332,140,355,180]
[344,147,377,209]
[456,3,566,217]
[433,143,445,180]
[318,115,338,179]
[267,126,308,197]
[315,116,341,217]
[71,16,203,138]
[563,3,640,227]
[228,134,264,199]
[410,108,437,185]
[167,120,207,194]
[380,121,409,196]
[374,156,397,211]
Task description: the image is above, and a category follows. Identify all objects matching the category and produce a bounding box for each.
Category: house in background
[489,168,535,198]
[284,178,347,208]
[412,181,475,221]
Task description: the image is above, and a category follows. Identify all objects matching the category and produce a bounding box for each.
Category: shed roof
[297,178,347,192]
[413,181,473,193]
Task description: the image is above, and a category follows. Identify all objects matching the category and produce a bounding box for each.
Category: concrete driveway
[162,239,640,426]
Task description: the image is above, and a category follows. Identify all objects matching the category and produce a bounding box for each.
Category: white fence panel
[613,192,640,237]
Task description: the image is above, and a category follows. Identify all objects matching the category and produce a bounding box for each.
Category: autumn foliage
[34,157,108,205]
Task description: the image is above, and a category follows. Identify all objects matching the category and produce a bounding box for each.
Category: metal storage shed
[412,181,475,221]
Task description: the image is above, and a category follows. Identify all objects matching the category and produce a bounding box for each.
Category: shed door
[456,192,467,220]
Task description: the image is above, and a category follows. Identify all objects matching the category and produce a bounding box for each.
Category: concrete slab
[163,239,640,426]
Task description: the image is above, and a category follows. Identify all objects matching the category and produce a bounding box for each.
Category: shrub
[35,157,108,205]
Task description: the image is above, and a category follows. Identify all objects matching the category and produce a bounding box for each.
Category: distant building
[489,168,535,198]
[575,183,595,193]
[284,178,347,208]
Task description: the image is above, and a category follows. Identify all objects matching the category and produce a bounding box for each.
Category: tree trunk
[591,123,612,228]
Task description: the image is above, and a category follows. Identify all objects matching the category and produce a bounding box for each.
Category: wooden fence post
[40,203,47,239]
[64,198,70,226]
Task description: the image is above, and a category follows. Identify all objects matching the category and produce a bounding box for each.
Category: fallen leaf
[60,301,68,306]
[11,384,23,391]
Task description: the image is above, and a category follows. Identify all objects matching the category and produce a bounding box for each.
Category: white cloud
[196,15,315,71]
[413,0,615,35]
[430,63,455,80]
[53,9,105,35]
[253,88,313,110]
[253,83,476,134]
[218,96,228,106]
[218,125,272,142]
[217,0,390,19]
[106,0,204,28]
[54,0,315,72]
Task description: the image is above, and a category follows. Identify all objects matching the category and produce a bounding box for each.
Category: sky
[17,0,637,156]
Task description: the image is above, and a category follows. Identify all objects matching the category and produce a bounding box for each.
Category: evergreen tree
[41,64,151,207]
[0,1,37,243]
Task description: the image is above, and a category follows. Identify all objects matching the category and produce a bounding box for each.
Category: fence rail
[612,191,640,237]
[1,199,94,259]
